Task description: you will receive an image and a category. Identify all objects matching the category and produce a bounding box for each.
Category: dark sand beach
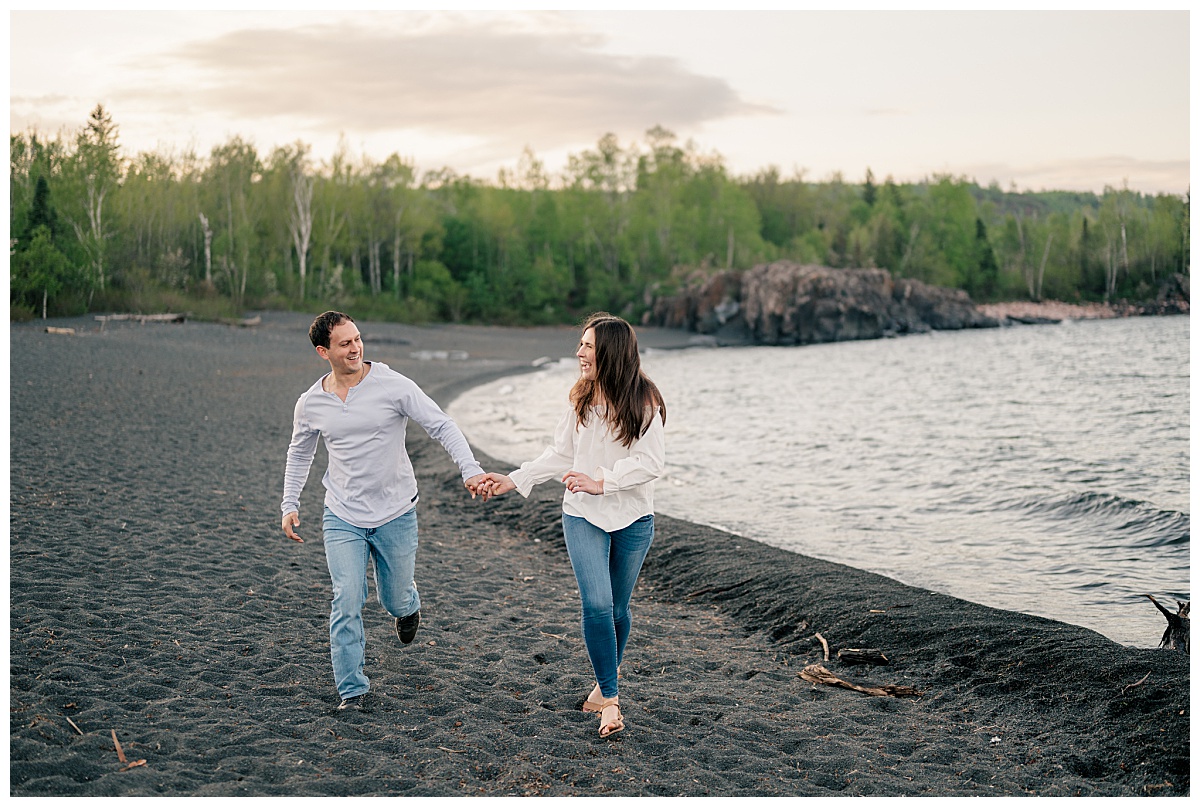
[9,312,1189,796]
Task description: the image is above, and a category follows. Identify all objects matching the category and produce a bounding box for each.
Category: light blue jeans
[562,513,655,699]
[322,507,421,698]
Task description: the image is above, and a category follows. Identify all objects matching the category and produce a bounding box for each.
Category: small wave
[1000,490,1190,547]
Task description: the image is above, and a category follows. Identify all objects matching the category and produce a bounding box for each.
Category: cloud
[10,93,88,137]
[955,156,1190,196]
[113,18,774,164]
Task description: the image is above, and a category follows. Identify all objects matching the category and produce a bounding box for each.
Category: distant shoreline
[976,299,1188,322]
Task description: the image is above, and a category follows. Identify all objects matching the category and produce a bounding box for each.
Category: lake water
[449,316,1190,648]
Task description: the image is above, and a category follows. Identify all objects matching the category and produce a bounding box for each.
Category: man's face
[317,320,364,375]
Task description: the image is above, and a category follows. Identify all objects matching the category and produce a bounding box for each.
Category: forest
[10,105,1190,323]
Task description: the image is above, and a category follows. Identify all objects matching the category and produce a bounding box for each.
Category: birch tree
[66,104,122,295]
[202,137,261,307]
[277,145,315,300]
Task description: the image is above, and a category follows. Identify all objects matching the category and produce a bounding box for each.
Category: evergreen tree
[21,174,58,245]
[11,225,77,318]
[863,168,877,208]
[973,217,1000,300]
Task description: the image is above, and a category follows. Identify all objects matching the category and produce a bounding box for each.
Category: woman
[478,313,667,738]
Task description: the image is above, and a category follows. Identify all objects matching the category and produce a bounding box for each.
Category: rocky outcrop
[645,261,999,346]
[1151,273,1190,315]
[649,268,743,334]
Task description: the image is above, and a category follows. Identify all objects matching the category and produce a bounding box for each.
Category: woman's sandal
[597,698,624,738]
[582,669,620,713]
[582,684,606,714]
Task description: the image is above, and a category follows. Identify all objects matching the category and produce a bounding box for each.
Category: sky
[8,8,1192,195]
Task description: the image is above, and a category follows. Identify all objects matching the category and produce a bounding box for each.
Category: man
[281,311,486,711]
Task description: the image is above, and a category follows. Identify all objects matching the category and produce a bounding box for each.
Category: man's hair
[309,311,354,349]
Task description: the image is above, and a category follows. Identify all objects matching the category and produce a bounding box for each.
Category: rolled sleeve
[598,409,665,494]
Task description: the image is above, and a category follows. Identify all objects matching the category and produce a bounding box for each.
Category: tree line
[10,105,1190,322]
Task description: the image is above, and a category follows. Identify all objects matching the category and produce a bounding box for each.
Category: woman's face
[577,327,597,380]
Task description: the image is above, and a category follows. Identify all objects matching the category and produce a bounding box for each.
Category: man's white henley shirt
[281,361,483,529]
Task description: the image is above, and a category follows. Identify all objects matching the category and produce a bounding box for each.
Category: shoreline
[9,313,1189,796]
[976,299,1189,322]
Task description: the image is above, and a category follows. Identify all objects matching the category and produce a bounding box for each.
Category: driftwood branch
[111,728,146,771]
[799,664,921,698]
[1121,672,1151,695]
[837,648,890,666]
[814,632,830,661]
[111,729,127,763]
[1146,595,1189,654]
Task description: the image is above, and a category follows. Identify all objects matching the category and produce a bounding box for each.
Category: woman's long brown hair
[569,313,667,448]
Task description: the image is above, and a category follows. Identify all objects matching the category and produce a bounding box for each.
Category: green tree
[972,218,1000,300]
[22,174,59,244]
[63,104,123,295]
[865,177,913,274]
[862,167,877,208]
[910,176,977,287]
[741,165,816,255]
[202,137,262,307]
[266,143,315,300]
[11,226,80,318]
[565,132,635,299]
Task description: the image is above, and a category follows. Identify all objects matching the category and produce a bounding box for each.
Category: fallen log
[94,313,187,324]
[45,327,75,335]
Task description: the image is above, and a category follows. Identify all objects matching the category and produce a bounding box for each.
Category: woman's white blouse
[507,405,665,532]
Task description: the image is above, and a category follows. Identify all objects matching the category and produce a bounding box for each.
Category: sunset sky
[8,8,1191,195]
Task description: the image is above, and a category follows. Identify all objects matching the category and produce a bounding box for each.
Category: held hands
[472,470,516,501]
[470,472,516,502]
[464,470,599,501]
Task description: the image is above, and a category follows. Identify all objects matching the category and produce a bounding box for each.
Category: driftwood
[94,313,187,324]
[1121,672,1151,695]
[45,327,75,335]
[1146,595,1189,654]
[837,648,890,666]
[220,315,261,327]
[111,728,146,772]
[799,664,921,698]
[813,632,830,661]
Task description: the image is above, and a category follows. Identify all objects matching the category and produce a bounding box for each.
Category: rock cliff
[646,261,999,345]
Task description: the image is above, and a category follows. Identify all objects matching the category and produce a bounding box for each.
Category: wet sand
[9,312,1189,796]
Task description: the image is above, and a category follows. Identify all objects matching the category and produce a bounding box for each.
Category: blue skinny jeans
[322,507,421,699]
[561,513,655,699]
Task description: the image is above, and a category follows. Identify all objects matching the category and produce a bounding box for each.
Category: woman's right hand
[477,472,516,501]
